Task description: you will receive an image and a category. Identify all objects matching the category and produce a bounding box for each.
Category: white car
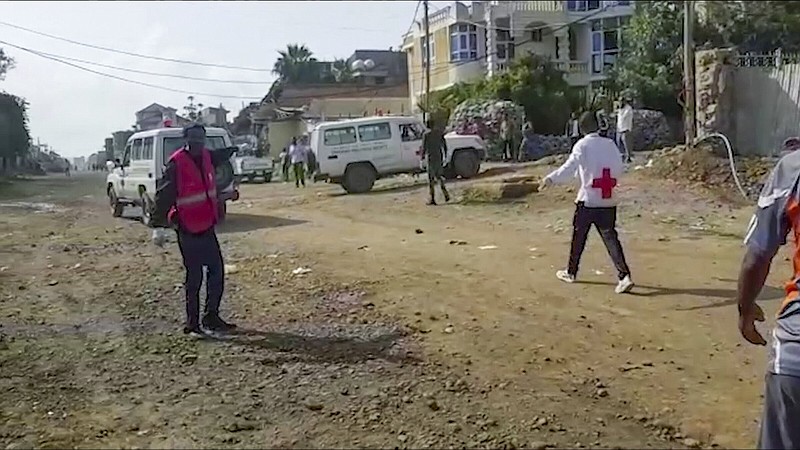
[105,126,240,226]
[311,116,485,194]
[233,144,274,183]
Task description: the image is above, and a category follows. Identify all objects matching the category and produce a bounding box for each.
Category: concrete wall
[696,49,800,156]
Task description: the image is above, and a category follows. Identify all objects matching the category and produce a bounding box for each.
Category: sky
[0,1,449,158]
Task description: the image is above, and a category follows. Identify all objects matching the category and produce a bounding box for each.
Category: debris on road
[292,267,312,276]
[478,245,498,250]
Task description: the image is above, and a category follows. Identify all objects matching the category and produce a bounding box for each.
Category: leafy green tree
[0,93,32,160]
[331,59,354,83]
[272,44,321,84]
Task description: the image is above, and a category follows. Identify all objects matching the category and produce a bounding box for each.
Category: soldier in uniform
[420,119,451,206]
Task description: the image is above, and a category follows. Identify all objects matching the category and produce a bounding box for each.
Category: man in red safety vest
[151,123,237,337]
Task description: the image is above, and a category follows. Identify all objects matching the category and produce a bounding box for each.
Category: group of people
[278,135,316,188]
[148,117,800,449]
[565,96,634,164]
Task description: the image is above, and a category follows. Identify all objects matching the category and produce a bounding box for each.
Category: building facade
[401,0,634,112]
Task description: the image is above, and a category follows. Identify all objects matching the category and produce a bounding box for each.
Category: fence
[733,50,800,156]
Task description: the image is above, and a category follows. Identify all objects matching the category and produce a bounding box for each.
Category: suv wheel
[140,193,153,227]
[343,164,376,194]
[453,150,480,179]
[109,187,124,218]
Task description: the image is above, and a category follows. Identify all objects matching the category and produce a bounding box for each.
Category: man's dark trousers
[567,201,631,280]
[177,228,224,327]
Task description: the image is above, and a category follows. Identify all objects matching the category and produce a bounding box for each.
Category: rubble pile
[448,99,525,159]
[608,109,677,151]
[646,144,776,201]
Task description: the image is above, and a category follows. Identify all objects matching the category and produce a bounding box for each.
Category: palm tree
[272,44,320,83]
[331,59,354,83]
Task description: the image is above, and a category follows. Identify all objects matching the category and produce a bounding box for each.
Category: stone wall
[694,48,736,140]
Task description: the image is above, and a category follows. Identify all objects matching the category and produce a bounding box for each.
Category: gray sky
[0,1,447,158]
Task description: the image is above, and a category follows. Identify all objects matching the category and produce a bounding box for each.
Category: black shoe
[444,194,451,203]
[202,314,237,332]
[183,324,205,339]
[427,200,437,206]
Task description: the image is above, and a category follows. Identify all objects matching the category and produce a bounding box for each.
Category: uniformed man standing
[420,119,450,206]
[151,124,237,337]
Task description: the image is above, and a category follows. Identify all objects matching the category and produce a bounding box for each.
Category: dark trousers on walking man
[427,158,450,205]
[567,202,631,280]
[293,162,306,187]
[177,228,225,330]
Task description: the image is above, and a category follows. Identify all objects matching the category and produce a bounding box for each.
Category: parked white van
[310,116,485,194]
[105,126,239,225]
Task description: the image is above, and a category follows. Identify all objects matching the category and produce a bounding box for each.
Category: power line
[0,20,272,72]
[0,39,265,100]
[32,49,273,85]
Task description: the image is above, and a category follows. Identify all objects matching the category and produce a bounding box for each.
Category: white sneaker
[615,275,634,294]
[556,270,576,284]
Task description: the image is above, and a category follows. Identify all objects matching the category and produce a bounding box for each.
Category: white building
[401,0,633,112]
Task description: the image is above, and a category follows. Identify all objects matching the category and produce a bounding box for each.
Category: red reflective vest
[168,147,217,233]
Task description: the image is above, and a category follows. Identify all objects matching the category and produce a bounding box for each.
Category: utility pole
[423,0,431,124]
[683,0,696,145]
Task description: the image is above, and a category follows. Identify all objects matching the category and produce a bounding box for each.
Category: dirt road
[0,166,781,448]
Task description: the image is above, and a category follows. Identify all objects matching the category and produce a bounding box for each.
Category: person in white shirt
[616,97,634,163]
[540,111,634,294]
[288,137,308,188]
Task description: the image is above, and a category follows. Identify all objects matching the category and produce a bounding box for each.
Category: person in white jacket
[539,111,634,294]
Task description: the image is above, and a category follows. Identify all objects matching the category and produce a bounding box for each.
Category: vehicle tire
[343,164,376,194]
[453,150,480,179]
[140,193,154,227]
[217,202,227,223]
[443,165,457,180]
[263,172,273,183]
[109,187,124,218]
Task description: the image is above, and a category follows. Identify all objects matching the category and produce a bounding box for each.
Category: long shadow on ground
[209,327,414,364]
[217,213,307,234]
[576,280,783,311]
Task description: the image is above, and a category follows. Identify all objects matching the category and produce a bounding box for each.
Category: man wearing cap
[151,123,237,336]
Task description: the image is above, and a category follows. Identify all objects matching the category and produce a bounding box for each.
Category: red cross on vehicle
[591,168,617,199]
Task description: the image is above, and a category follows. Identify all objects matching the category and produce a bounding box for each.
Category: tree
[184,95,200,121]
[423,55,575,134]
[0,93,32,163]
[0,48,14,81]
[272,44,321,84]
[698,1,800,53]
[331,59,354,83]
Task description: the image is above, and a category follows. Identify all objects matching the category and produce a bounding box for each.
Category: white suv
[106,127,239,225]
[311,116,485,194]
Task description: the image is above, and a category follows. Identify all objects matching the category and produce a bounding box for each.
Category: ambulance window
[400,123,424,142]
[131,138,143,161]
[323,127,357,146]
[142,137,154,160]
[358,122,392,142]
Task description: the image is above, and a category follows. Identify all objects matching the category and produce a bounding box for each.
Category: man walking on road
[151,123,237,337]
[737,149,800,449]
[539,111,633,294]
[288,137,307,188]
[421,119,451,206]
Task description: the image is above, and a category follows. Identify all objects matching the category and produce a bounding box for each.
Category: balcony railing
[556,60,589,74]
[510,1,564,12]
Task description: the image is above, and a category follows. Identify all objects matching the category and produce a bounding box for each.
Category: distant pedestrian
[421,119,451,206]
[64,159,71,177]
[279,148,290,182]
[520,120,543,161]
[288,137,307,188]
[539,111,633,295]
[500,113,512,161]
[305,137,317,182]
[565,112,580,147]
[616,96,634,163]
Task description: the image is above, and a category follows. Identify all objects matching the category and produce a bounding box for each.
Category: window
[142,137,154,160]
[496,42,515,60]
[590,18,622,75]
[357,122,392,142]
[567,0,626,11]
[420,35,435,66]
[374,76,386,85]
[131,138,143,161]
[495,18,514,63]
[400,123,425,142]
[450,23,478,61]
[530,28,543,42]
[162,136,226,162]
[122,144,131,166]
[323,127,357,146]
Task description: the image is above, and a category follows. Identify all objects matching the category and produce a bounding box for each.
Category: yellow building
[401,0,634,112]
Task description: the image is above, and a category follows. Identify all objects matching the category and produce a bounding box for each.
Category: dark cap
[183,123,206,137]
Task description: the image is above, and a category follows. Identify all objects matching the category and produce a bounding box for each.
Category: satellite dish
[364,59,376,70]
[351,59,365,71]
